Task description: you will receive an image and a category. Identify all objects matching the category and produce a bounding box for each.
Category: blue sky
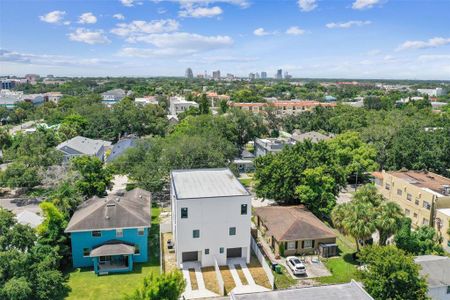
[1,0,449,79]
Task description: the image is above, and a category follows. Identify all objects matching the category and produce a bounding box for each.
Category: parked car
[287,256,306,275]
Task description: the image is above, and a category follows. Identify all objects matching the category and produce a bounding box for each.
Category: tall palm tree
[343,201,377,252]
[352,184,383,206]
[375,201,403,245]
[331,202,350,234]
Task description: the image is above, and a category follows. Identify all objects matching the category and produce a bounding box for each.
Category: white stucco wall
[172,188,251,267]
[428,286,450,300]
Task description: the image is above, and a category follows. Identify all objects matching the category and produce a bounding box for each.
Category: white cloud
[417,54,450,62]
[396,37,450,51]
[352,0,381,10]
[298,0,317,12]
[111,19,179,38]
[39,10,66,24]
[152,0,250,9]
[253,28,274,36]
[367,49,381,56]
[0,49,116,66]
[118,47,197,57]
[158,8,167,14]
[286,26,305,36]
[113,13,125,20]
[118,32,233,57]
[78,12,97,24]
[326,20,371,29]
[179,5,223,18]
[126,32,233,49]
[120,0,135,7]
[68,28,110,45]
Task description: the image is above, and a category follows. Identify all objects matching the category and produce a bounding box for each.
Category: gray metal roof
[90,242,135,257]
[231,281,373,300]
[171,168,249,200]
[101,89,126,97]
[106,138,137,162]
[65,188,151,232]
[56,136,112,156]
[414,255,450,287]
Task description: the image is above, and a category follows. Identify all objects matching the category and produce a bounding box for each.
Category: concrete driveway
[256,231,331,280]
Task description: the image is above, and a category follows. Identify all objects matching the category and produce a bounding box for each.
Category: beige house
[254,205,337,257]
[373,170,450,252]
[435,209,450,253]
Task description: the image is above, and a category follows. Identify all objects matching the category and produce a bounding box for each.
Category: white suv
[287,256,306,275]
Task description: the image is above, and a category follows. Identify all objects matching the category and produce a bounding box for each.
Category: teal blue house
[65,188,151,275]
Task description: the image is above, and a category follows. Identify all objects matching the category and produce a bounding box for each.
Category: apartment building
[169,96,199,116]
[228,100,336,116]
[373,170,450,251]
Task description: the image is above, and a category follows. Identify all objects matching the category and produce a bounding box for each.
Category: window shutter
[301,241,304,248]
[284,242,287,250]
[312,240,315,248]
[295,241,298,249]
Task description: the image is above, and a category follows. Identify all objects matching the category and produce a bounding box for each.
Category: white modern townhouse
[170,168,251,267]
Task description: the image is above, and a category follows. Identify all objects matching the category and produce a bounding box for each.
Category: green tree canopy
[71,156,112,197]
[359,245,429,300]
[125,270,186,300]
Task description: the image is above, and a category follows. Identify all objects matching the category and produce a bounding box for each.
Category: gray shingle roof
[414,255,450,287]
[65,188,151,232]
[90,241,135,257]
[291,131,334,143]
[171,168,249,200]
[57,136,112,156]
[231,281,373,300]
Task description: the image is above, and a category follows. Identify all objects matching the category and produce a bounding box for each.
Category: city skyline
[1,0,450,79]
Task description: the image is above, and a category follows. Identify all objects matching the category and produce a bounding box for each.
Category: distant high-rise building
[212,70,221,80]
[226,73,235,80]
[255,72,260,79]
[185,68,194,79]
[276,69,283,79]
[284,71,292,79]
[249,73,256,80]
[261,72,267,79]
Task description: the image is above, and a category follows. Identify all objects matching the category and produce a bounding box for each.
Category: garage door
[226,247,242,258]
[182,251,198,262]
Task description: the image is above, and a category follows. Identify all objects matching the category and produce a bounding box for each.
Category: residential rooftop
[65,188,151,232]
[414,255,450,288]
[290,131,335,143]
[254,205,337,241]
[386,170,450,196]
[230,281,373,300]
[56,136,111,156]
[171,168,249,200]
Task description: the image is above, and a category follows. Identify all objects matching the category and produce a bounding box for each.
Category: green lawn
[65,207,161,300]
[273,264,297,289]
[317,231,361,284]
[239,178,253,187]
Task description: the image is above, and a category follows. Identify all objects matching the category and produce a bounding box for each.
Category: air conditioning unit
[442,185,450,196]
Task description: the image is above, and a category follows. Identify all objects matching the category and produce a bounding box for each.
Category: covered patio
[90,242,135,275]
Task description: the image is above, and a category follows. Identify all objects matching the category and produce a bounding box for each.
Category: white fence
[160,222,172,233]
[251,237,274,289]
[213,257,225,296]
